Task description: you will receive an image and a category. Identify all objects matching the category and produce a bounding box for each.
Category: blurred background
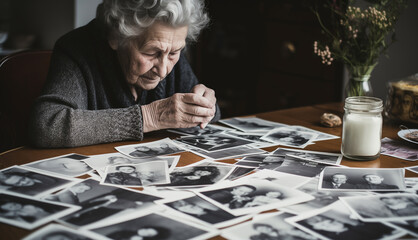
[0,0,417,118]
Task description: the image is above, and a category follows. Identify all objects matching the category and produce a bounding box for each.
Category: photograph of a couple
[196,180,313,215]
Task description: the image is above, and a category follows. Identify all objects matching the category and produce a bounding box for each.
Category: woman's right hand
[141,89,216,132]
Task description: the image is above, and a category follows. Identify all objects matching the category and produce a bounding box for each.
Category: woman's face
[118,166,136,174]
[111,22,188,91]
[194,170,211,176]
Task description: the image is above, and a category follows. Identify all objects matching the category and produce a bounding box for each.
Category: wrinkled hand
[141,84,216,132]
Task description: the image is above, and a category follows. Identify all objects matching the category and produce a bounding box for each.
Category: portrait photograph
[0,192,80,230]
[319,167,405,191]
[84,152,179,178]
[287,201,403,240]
[115,138,185,158]
[221,212,317,240]
[381,137,418,161]
[58,186,162,228]
[163,165,233,188]
[196,179,314,216]
[0,165,76,197]
[158,195,251,228]
[175,133,253,152]
[340,193,418,221]
[219,117,287,132]
[168,124,231,136]
[24,153,92,177]
[272,147,343,165]
[284,178,370,214]
[90,212,218,240]
[260,127,318,148]
[102,161,170,187]
[273,156,336,178]
[22,223,107,240]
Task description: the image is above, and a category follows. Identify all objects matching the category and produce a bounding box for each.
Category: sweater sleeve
[28,49,143,148]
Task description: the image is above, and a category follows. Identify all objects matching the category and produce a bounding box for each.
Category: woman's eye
[143,52,158,57]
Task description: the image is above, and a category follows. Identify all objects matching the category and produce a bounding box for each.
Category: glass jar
[341,96,383,160]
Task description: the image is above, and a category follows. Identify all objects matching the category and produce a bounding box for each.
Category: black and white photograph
[272,148,343,165]
[115,138,184,158]
[158,195,251,228]
[386,219,418,238]
[91,212,218,240]
[58,186,162,228]
[237,154,285,170]
[24,153,92,177]
[340,193,418,222]
[219,117,287,132]
[224,131,278,148]
[0,166,75,197]
[163,165,233,187]
[0,192,80,230]
[196,179,314,215]
[287,125,339,142]
[273,156,336,178]
[181,144,266,160]
[175,133,253,152]
[284,178,369,214]
[319,167,405,191]
[242,169,312,189]
[381,137,418,161]
[84,152,179,177]
[222,212,317,240]
[287,201,404,240]
[260,127,318,148]
[102,161,170,187]
[22,223,107,240]
[168,124,231,136]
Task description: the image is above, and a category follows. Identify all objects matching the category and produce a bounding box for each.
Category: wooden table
[1,102,417,239]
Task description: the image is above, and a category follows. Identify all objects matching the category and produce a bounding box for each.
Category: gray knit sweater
[28,19,220,148]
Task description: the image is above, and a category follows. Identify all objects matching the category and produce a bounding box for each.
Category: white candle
[342,114,382,156]
[341,96,383,160]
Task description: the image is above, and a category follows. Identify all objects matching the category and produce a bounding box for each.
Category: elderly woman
[28,0,220,148]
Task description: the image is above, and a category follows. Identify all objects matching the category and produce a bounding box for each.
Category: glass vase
[344,63,377,98]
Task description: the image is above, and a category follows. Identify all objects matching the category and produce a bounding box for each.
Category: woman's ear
[108,39,118,50]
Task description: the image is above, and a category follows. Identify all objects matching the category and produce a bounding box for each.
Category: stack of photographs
[1,116,417,240]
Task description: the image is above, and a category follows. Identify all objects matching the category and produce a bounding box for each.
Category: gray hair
[97,0,209,43]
